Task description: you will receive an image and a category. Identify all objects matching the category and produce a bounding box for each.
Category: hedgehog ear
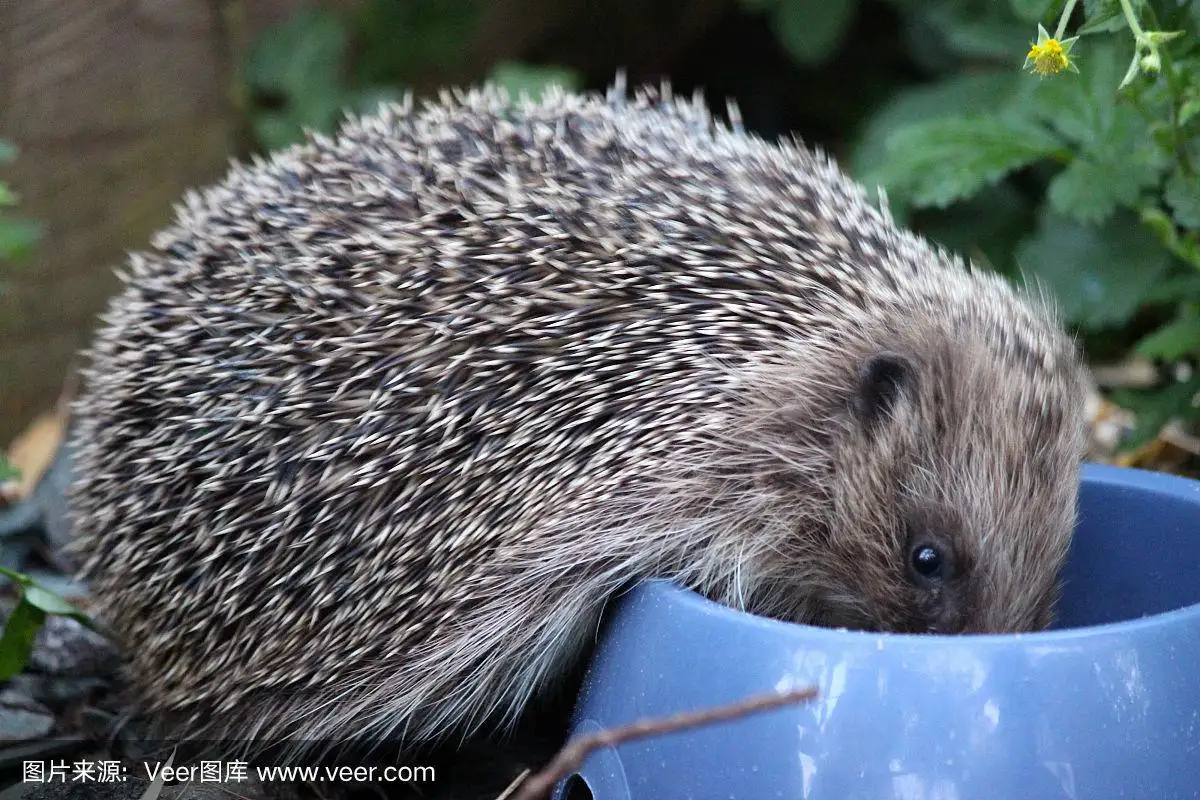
[853,352,915,430]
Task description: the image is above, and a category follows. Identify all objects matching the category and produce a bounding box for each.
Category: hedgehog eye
[910,544,943,579]
[853,352,914,430]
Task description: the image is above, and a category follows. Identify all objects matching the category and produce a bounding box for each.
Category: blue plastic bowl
[553,463,1200,800]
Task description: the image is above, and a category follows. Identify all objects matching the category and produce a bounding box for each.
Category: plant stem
[1054,0,1079,40]
[1145,6,1194,177]
[1117,0,1146,39]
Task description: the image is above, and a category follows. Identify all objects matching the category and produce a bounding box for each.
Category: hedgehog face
[809,325,1088,636]
[848,350,986,635]
[915,328,1088,636]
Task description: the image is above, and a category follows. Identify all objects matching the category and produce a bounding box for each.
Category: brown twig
[505,686,819,800]
[496,768,532,800]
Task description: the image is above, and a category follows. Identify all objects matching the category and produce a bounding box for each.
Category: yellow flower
[1024,24,1080,77]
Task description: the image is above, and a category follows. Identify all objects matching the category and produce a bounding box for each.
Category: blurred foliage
[350,0,482,84]
[0,567,92,682]
[242,0,580,151]
[244,0,1200,460]
[843,0,1200,451]
[737,0,860,65]
[0,148,72,675]
[0,142,41,268]
[1,140,41,483]
[242,7,401,150]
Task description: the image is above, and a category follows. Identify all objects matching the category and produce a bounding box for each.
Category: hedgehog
[66,79,1089,755]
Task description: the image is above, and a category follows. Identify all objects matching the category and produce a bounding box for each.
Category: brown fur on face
[68,80,1089,756]
[678,274,1088,637]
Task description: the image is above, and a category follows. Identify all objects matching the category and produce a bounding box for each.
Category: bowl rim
[638,462,1200,646]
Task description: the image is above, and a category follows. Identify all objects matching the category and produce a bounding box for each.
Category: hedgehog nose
[931,604,968,635]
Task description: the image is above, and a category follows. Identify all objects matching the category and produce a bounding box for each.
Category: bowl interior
[1053,463,1200,629]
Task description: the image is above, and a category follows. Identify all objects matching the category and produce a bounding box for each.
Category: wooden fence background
[0,0,358,442]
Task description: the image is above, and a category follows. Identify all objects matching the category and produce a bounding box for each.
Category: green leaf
[243,8,354,145]
[1141,206,1200,270]
[0,141,15,164]
[1137,273,1200,304]
[0,183,16,206]
[22,586,85,618]
[0,457,18,483]
[1079,0,1130,34]
[1016,209,1174,329]
[772,0,857,65]
[0,217,42,262]
[0,567,94,630]
[1047,154,1158,223]
[244,9,346,97]
[1009,0,1055,22]
[351,0,482,84]
[1080,0,1149,35]
[250,114,307,152]
[1181,96,1200,128]
[1020,75,1097,148]
[913,1,1034,61]
[487,62,582,102]
[1165,167,1200,230]
[0,567,33,587]
[1020,39,1139,148]
[0,599,45,681]
[876,115,1066,208]
[1021,39,1167,226]
[1135,305,1200,360]
[850,71,1021,182]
